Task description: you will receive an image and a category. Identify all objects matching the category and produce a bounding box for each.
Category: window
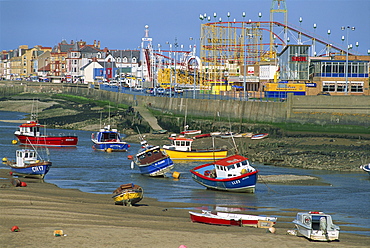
[351,63,358,74]
[332,62,338,73]
[338,63,345,73]
[132,57,137,63]
[336,82,346,92]
[351,82,364,92]
[323,81,335,92]
[123,57,128,63]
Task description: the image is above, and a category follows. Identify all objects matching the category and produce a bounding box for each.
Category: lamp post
[166,41,172,96]
[341,26,355,95]
[190,37,197,99]
[312,24,317,56]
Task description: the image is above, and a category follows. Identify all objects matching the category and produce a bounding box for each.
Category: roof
[214,154,248,166]
[19,121,44,127]
[97,61,116,68]
[168,136,193,141]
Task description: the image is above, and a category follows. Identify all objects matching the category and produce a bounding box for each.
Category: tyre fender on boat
[204,170,211,176]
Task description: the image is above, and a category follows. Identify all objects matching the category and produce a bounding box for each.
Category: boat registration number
[231,180,241,185]
[32,166,44,172]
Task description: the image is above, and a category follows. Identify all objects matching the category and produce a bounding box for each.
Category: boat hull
[191,171,257,192]
[138,157,174,176]
[163,149,228,160]
[294,223,340,241]
[9,162,52,179]
[189,211,241,226]
[92,142,129,152]
[180,130,201,135]
[292,212,340,241]
[112,189,143,206]
[15,134,78,147]
[360,164,370,175]
[251,133,269,140]
[189,211,277,227]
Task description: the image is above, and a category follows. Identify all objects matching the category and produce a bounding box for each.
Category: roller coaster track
[203,21,355,56]
[272,21,355,56]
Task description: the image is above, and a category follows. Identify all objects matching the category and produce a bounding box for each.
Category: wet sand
[0,169,369,248]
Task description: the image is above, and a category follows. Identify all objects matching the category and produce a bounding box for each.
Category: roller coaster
[148,0,358,88]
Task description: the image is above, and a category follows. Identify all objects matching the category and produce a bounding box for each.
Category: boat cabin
[136,146,166,164]
[163,137,193,151]
[294,212,338,232]
[214,157,253,178]
[15,121,42,137]
[15,149,38,167]
[95,125,121,142]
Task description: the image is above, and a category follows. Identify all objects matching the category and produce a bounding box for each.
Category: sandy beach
[0,169,369,248]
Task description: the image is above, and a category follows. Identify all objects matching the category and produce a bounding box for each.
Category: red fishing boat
[189,210,277,228]
[14,121,78,147]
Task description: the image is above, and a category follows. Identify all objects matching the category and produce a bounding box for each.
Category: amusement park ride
[141,0,360,94]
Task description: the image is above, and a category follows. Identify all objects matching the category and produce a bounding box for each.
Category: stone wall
[6,84,370,127]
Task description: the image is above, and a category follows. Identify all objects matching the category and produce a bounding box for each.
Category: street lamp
[190,37,197,99]
[341,26,355,95]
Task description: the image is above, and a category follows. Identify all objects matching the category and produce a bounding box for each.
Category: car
[156,88,165,95]
[317,91,331,96]
[165,88,173,95]
[174,88,184,94]
[146,88,154,94]
[134,85,143,91]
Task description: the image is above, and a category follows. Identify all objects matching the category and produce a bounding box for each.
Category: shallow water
[1,111,369,236]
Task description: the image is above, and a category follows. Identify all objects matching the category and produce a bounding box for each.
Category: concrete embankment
[1,82,369,127]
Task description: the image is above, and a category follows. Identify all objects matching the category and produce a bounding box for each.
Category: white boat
[91,125,129,152]
[292,211,340,241]
[5,149,52,179]
[233,132,253,138]
[251,133,269,140]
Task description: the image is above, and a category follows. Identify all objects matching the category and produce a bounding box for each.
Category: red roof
[214,154,248,166]
[19,121,44,127]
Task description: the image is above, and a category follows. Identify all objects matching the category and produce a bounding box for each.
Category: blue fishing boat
[130,140,174,176]
[360,163,370,175]
[190,154,258,193]
[5,149,52,179]
[91,125,130,152]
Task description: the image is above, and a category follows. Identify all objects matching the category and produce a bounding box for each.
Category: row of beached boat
[189,209,340,242]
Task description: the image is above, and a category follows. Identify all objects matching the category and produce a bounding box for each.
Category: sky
[1,0,369,55]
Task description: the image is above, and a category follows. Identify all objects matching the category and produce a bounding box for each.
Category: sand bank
[0,170,368,248]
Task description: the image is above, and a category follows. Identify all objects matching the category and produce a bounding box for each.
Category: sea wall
[3,83,370,127]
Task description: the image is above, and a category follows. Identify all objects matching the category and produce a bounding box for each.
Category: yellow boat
[162,136,228,160]
[112,183,143,206]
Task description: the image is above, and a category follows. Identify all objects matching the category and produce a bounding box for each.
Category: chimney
[94,40,96,47]
[97,41,101,48]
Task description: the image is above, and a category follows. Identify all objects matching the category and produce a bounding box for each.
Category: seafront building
[1,0,369,97]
